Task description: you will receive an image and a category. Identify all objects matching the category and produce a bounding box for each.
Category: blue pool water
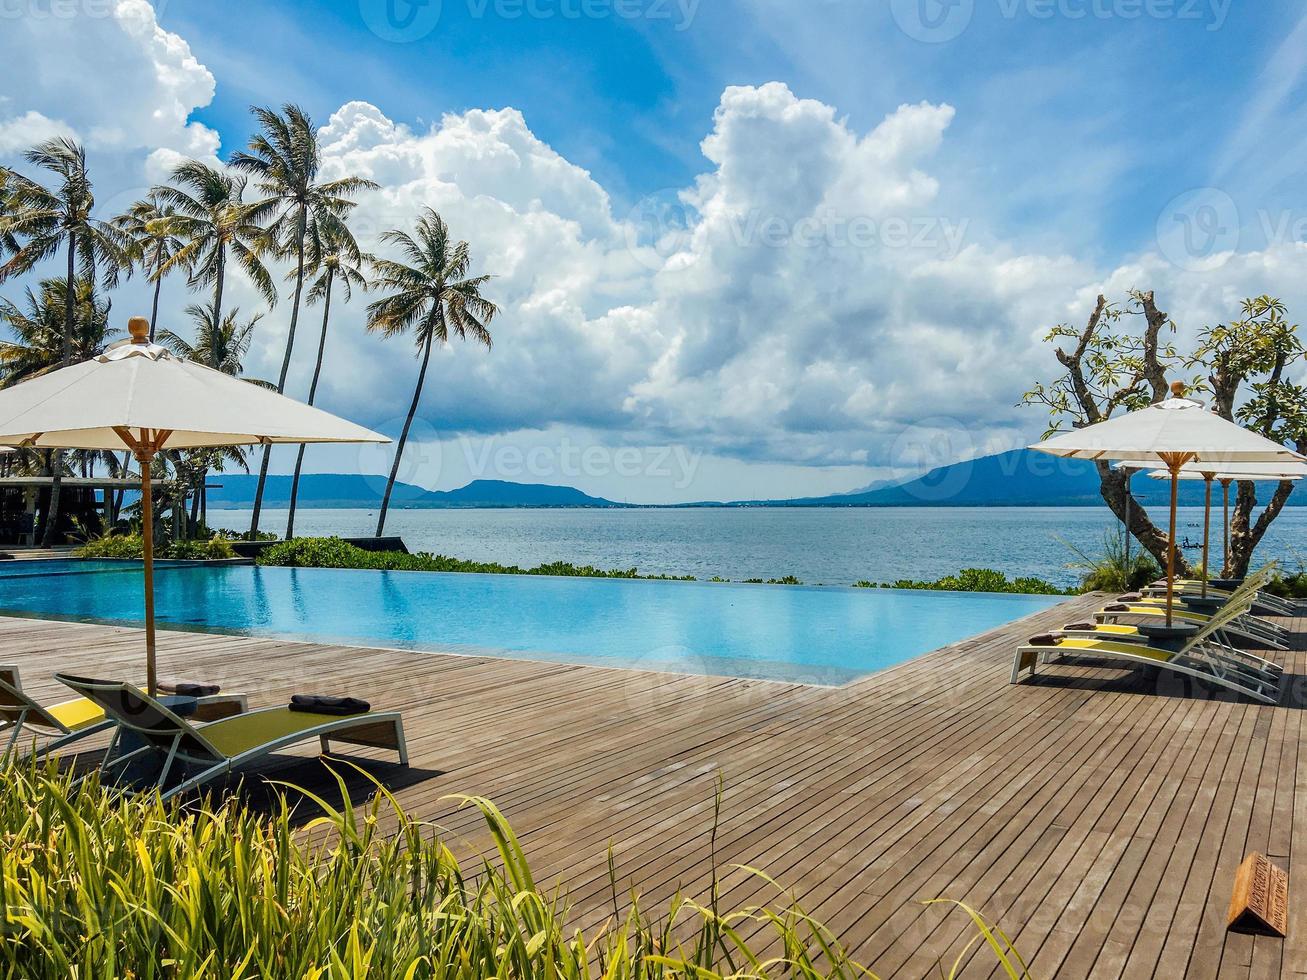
[0,560,1065,685]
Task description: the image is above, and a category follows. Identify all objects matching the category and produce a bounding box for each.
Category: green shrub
[855,568,1072,596]
[0,763,1032,978]
[75,533,236,561]
[1266,566,1307,598]
[1062,532,1160,594]
[259,537,697,580]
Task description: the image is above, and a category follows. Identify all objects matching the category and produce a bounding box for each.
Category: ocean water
[208,505,1307,589]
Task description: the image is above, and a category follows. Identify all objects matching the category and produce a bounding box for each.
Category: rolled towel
[289,694,371,716]
[157,678,221,697]
[1118,593,1142,602]
[1063,622,1096,632]
[1103,603,1130,613]
[1028,633,1060,646]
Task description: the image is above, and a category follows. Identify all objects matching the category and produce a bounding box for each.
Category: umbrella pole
[1221,479,1231,576]
[1163,454,1184,628]
[1123,467,1132,571]
[118,418,169,697]
[140,454,157,696]
[1201,474,1213,598]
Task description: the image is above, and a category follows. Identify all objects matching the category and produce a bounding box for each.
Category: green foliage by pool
[257,536,697,580]
[76,532,236,561]
[855,567,1074,596]
[0,763,1033,978]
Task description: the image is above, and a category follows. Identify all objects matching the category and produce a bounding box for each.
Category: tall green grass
[0,762,1032,978]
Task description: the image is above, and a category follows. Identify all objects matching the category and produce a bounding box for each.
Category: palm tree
[0,138,126,363]
[366,209,498,537]
[112,193,187,340]
[0,275,120,541]
[157,303,271,531]
[1,138,128,545]
[285,216,369,539]
[0,275,117,382]
[0,167,22,259]
[153,161,278,366]
[157,302,268,379]
[230,104,377,540]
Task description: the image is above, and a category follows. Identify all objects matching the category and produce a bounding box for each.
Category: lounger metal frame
[1,665,246,762]
[1012,580,1284,704]
[56,674,406,802]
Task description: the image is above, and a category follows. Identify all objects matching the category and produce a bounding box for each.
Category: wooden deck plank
[2,595,1303,979]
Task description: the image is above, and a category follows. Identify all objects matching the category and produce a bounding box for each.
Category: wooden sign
[1228,853,1289,937]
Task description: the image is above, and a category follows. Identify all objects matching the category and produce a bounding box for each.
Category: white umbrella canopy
[1032,393,1306,466]
[1146,462,1305,588]
[1031,385,1305,624]
[0,339,385,451]
[1143,461,1307,480]
[0,317,390,694]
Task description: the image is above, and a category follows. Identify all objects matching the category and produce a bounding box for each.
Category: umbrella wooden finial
[128,316,150,344]
[1170,380,1187,398]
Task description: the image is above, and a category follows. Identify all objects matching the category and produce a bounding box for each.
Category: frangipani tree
[1025,291,1306,577]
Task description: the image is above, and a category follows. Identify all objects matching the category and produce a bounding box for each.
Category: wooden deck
[4,596,1305,978]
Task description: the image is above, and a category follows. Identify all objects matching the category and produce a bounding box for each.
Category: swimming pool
[0,560,1065,684]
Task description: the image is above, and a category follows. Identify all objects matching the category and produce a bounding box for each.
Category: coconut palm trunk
[40,228,78,546]
[250,205,307,539]
[208,252,226,367]
[148,242,165,341]
[377,332,434,538]
[286,266,333,539]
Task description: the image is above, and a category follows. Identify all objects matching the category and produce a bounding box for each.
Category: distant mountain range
[206,476,619,509]
[206,449,1307,510]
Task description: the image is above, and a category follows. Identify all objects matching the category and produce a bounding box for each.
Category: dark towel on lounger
[1063,622,1096,632]
[289,694,371,716]
[1103,603,1130,613]
[158,679,221,697]
[1028,633,1059,646]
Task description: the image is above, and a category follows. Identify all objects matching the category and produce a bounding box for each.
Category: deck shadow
[1022,658,1307,709]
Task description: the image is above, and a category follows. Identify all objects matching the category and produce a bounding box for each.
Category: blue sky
[2,0,1307,502]
[164,0,1298,258]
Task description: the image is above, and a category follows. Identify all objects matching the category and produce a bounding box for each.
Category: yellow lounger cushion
[1039,637,1170,662]
[1107,604,1210,623]
[199,708,366,758]
[44,698,107,732]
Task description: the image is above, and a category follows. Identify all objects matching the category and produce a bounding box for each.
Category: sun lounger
[1047,621,1282,680]
[1,665,246,761]
[55,674,407,802]
[1012,591,1281,704]
[1094,601,1287,650]
[1139,576,1297,617]
[1010,634,1278,704]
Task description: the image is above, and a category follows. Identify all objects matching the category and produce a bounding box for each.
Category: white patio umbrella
[1031,383,1304,625]
[0,317,389,694]
[1146,461,1307,594]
